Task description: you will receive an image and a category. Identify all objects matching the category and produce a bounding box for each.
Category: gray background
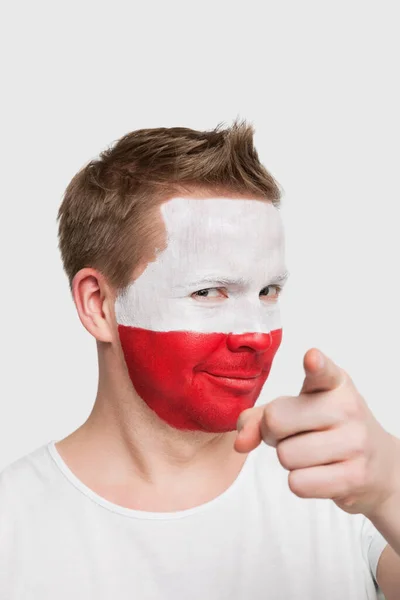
[1,1,399,469]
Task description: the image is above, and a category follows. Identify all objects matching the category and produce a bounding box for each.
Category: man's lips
[201,371,261,380]
[198,370,264,394]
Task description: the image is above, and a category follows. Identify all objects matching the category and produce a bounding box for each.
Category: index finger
[300,348,345,395]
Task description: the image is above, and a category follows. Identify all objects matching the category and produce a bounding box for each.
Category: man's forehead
[160,196,284,243]
[123,195,286,306]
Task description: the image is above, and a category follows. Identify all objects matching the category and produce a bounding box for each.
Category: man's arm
[369,485,400,600]
[376,545,400,600]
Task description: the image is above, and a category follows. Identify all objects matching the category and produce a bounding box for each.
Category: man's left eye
[259,285,282,300]
[191,288,227,301]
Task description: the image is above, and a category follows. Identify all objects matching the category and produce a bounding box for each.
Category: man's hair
[57,120,282,292]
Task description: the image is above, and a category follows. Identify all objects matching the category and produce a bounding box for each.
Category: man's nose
[226,332,272,353]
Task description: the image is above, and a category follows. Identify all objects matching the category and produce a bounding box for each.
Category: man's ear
[72,268,115,343]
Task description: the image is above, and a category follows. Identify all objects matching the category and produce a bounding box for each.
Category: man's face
[115,197,287,432]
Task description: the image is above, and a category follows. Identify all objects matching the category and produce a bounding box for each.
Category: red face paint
[118,325,282,432]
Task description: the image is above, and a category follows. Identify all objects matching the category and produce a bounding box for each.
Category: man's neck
[55,384,247,512]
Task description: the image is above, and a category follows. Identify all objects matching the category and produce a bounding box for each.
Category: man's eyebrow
[271,269,290,284]
[183,270,290,289]
[184,276,248,288]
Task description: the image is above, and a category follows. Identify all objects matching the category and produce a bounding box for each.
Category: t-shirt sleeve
[360,515,389,584]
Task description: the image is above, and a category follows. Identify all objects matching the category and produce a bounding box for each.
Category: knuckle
[340,368,352,386]
[339,394,362,420]
[349,425,368,455]
[276,441,292,470]
[263,403,281,434]
[346,460,368,491]
[263,397,290,433]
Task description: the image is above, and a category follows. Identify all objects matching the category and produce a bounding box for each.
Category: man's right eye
[191,288,227,301]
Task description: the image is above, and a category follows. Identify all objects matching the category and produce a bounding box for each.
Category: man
[1,122,399,599]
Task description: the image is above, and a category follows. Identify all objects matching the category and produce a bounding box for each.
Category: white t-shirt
[0,439,388,599]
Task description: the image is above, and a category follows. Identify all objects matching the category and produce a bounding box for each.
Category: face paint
[115,197,286,432]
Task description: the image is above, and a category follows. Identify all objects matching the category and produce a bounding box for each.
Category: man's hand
[235,348,400,518]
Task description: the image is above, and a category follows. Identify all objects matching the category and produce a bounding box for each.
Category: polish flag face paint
[115,197,286,432]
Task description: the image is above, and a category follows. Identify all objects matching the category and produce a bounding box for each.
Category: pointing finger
[300,348,345,395]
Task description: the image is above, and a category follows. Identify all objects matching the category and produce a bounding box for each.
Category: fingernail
[317,352,325,369]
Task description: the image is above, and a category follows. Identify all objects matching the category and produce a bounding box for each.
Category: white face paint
[115,197,286,334]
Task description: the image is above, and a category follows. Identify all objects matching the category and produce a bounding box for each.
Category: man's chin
[172,394,259,433]
[132,379,263,432]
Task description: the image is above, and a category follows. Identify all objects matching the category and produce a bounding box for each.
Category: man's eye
[191,288,226,301]
[260,285,282,300]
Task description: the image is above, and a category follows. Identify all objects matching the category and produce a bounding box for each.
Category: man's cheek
[118,326,226,379]
[117,326,229,430]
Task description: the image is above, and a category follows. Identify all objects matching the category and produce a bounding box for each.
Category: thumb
[234,406,264,453]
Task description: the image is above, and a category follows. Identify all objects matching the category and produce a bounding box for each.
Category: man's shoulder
[0,443,56,515]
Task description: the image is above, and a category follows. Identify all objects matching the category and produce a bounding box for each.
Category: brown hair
[57,119,282,292]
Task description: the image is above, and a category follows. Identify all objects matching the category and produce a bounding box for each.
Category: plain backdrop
[0,1,399,470]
